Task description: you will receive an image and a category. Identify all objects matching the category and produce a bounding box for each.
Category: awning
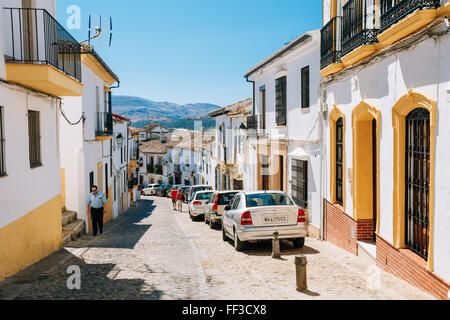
[288,147,310,161]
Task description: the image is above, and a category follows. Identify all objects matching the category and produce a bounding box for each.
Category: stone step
[62,211,77,227]
[62,232,72,246]
[62,220,86,240]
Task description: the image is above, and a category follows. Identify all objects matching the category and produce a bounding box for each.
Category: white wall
[323,33,450,282]
[0,84,61,229]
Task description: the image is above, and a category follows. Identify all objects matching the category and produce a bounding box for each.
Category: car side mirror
[224,205,231,211]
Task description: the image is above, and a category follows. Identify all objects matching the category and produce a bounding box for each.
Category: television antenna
[80,14,113,51]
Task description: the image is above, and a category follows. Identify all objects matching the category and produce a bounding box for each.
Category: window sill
[0,173,8,179]
[30,163,43,169]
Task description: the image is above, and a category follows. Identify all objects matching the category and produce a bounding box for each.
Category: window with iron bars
[0,107,5,176]
[336,118,344,206]
[301,66,310,109]
[405,108,430,260]
[275,76,287,126]
[292,159,308,209]
[28,110,41,168]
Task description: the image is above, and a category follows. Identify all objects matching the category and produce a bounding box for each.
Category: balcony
[378,0,441,45]
[341,0,378,66]
[3,8,83,96]
[320,16,344,76]
[95,112,113,140]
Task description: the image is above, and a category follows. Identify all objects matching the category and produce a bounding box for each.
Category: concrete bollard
[295,254,308,291]
[272,231,281,259]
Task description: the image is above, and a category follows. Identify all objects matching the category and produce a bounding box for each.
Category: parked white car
[205,191,240,229]
[222,191,307,251]
[142,184,160,196]
[188,190,214,221]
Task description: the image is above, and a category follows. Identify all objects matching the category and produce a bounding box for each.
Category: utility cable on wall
[58,99,85,126]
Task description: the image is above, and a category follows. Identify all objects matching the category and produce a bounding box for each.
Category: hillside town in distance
[0,0,449,302]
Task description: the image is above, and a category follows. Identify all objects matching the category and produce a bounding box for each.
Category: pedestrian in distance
[87,185,107,237]
[176,189,184,212]
[171,187,178,211]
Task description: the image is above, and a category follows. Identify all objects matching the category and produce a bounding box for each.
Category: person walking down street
[171,187,178,211]
[87,185,107,236]
[176,189,184,212]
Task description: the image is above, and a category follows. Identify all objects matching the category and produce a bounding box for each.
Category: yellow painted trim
[392,90,436,271]
[5,63,83,96]
[97,162,104,194]
[61,168,66,209]
[377,9,438,47]
[438,2,450,16]
[95,135,113,141]
[329,105,346,209]
[320,63,344,77]
[351,102,381,233]
[0,195,62,281]
[341,44,378,67]
[81,54,116,86]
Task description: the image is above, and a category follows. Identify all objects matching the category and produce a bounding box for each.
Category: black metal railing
[4,8,81,82]
[321,16,342,69]
[174,164,181,172]
[342,0,378,57]
[95,112,113,137]
[247,115,258,131]
[155,165,163,175]
[380,0,441,31]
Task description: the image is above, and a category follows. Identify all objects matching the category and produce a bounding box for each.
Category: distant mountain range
[111,95,221,122]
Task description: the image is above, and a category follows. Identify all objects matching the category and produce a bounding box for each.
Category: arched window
[336,118,344,206]
[405,108,430,260]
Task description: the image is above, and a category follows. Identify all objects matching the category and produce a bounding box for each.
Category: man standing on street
[171,187,178,211]
[87,185,107,236]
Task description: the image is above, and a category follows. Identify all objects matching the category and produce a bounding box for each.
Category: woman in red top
[171,188,178,210]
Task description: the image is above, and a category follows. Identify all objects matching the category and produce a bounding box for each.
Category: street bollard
[295,254,308,291]
[272,231,281,259]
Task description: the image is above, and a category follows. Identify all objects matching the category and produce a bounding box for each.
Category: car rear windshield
[245,193,294,208]
[195,192,213,200]
[193,187,211,193]
[218,193,238,205]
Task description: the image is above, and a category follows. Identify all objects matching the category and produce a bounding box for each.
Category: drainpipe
[319,85,326,241]
[245,76,255,115]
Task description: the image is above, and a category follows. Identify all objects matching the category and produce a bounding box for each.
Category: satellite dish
[80,14,113,48]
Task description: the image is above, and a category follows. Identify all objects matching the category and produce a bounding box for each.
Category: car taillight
[298,209,306,223]
[212,193,219,212]
[193,201,202,206]
[241,211,253,226]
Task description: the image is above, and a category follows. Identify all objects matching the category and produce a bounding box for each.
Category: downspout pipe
[245,76,255,115]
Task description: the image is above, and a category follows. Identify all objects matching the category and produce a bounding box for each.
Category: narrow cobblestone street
[0,197,433,300]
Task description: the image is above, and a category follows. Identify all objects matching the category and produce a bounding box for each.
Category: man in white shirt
[86,185,107,236]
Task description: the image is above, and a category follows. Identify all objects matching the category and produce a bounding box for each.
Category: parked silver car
[205,191,239,229]
[222,191,307,251]
[188,190,214,220]
[142,184,160,196]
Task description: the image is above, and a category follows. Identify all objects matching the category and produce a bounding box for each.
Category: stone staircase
[61,210,86,246]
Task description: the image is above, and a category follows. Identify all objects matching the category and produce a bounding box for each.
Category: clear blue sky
[56,0,322,107]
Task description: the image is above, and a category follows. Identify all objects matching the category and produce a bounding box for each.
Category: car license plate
[264,215,288,224]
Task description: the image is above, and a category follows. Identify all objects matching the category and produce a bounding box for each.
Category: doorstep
[358,240,377,262]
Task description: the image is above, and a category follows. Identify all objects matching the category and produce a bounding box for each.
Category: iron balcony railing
[321,16,342,69]
[247,115,258,131]
[4,8,81,82]
[95,112,113,137]
[380,0,441,31]
[342,0,378,57]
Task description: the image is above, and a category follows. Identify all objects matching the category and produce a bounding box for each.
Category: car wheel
[204,214,209,224]
[293,237,305,249]
[209,220,215,230]
[234,229,245,252]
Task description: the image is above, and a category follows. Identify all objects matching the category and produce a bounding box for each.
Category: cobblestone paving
[0,196,433,300]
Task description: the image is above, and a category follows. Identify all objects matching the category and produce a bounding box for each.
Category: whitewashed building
[0,0,83,280]
[60,49,120,237]
[112,113,131,218]
[244,30,322,238]
[320,0,450,299]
